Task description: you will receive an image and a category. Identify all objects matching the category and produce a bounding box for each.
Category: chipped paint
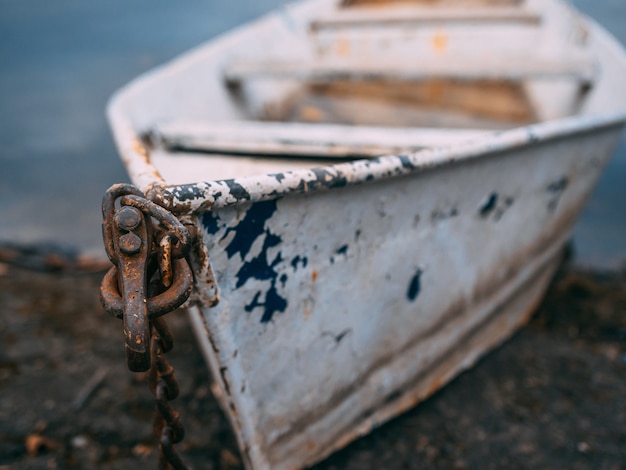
[407,269,423,301]
[479,192,498,217]
[479,192,515,221]
[215,200,290,323]
[290,255,308,271]
[222,200,278,260]
[546,176,569,212]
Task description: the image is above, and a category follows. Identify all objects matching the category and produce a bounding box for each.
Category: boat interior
[114,0,626,183]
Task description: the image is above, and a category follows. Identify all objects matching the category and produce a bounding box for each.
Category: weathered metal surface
[100,184,193,469]
[102,0,626,469]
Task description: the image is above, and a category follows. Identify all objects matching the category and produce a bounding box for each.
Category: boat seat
[150,120,492,159]
[340,0,526,5]
[224,57,596,88]
[310,7,541,31]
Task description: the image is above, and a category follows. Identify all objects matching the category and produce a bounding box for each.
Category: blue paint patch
[222,200,278,260]
[224,179,251,201]
[234,244,282,289]
[244,284,288,323]
[336,244,349,256]
[311,168,348,189]
[202,211,221,235]
[407,269,423,302]
[546,176,569,212]
[479,193,498,217]
[479,193,515,222]
[398,155,416,170]
[226,200,288,323]
[546,176,568,193]
[290,255,308,271]
[270,173,286,183]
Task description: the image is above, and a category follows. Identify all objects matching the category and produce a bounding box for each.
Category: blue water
[570,0,626,268]
[0,0,624,267]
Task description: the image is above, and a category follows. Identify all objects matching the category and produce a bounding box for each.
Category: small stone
[577,441,591,453]
[71,435,89,449]
[132,443,153,457]
[25,434,58,456]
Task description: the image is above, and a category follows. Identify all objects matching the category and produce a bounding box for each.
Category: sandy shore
[0,262,624,469]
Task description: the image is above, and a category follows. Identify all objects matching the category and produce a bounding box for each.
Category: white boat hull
[186,122,622,469]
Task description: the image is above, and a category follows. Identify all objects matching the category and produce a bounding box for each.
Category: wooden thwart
[341,0,524,5]
[151,121,491,159]
[311,7,541,30]
[277,80,537,128]
[224,58,596,87]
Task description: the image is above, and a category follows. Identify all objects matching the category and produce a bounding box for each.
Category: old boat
[105,0,626,468]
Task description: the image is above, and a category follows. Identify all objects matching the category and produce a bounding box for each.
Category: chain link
[100,184,192,470]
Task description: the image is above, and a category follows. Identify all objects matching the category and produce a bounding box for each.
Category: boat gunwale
[105,4,626,216]
[114,110,626,215]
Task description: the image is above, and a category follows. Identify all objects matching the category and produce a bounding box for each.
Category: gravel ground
[0,263,624,470]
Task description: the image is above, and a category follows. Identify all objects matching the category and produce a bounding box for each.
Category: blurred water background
[0,0,624,267]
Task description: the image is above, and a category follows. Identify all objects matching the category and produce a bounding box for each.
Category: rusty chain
[100,183,193,470]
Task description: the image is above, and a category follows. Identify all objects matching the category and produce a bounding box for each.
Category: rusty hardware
[100,183,193,469]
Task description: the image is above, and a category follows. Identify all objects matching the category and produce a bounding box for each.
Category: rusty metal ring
[100,257,194,320]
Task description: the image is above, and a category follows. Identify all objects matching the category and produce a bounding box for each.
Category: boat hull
[187,123,622,470]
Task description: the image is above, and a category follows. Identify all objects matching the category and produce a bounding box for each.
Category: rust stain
[432,33,448,54]
[126,136,162,182]
[335,38,351,58]
[311,270,318,283]
[299,105,324,122]
[132,137,149,160]
[424,373,446,398]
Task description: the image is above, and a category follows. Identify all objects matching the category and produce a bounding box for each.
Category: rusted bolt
[115,206,142,232]
[119,232,143,255]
